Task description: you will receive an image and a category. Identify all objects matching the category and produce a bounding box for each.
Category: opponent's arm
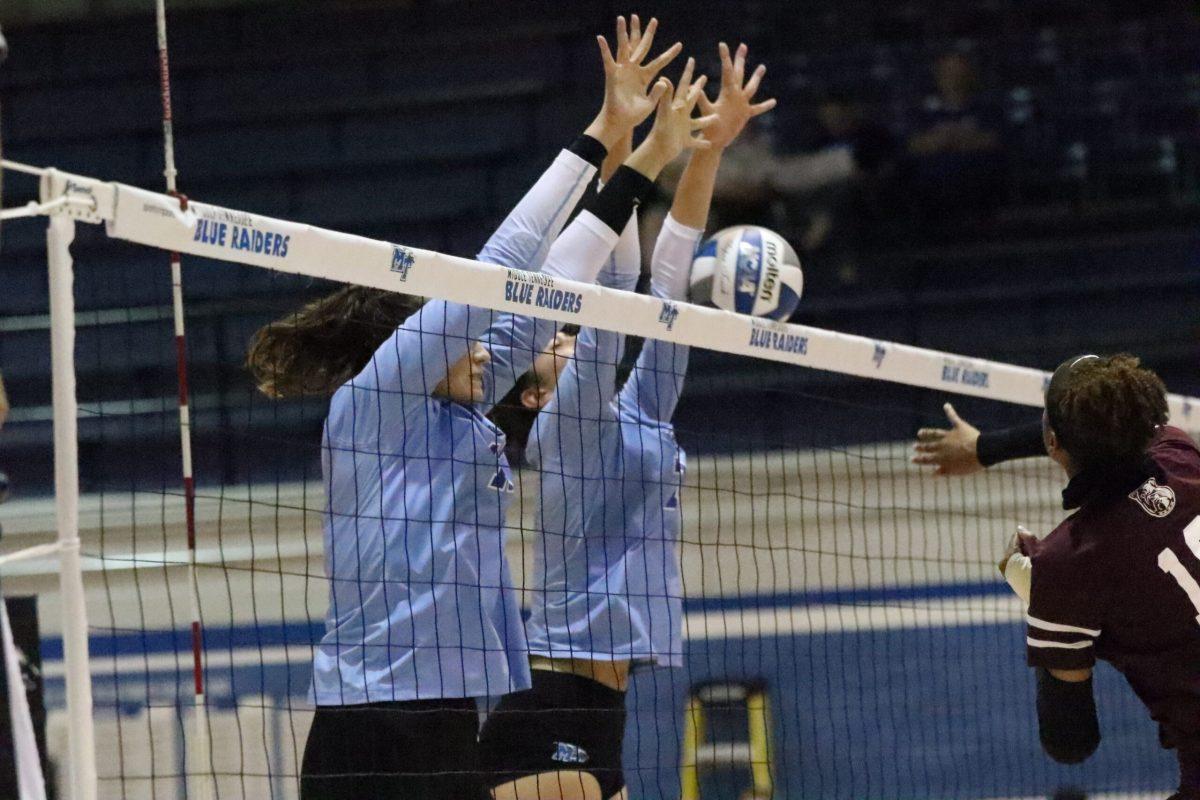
[912,403,1045,476]
[1006,528,1103,765]
[0,371,8,431]
[1036,667,1100,764]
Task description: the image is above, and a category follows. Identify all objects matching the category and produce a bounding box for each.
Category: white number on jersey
[1158,515,1200,626]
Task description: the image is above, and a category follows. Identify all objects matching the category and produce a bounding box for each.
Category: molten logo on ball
[690,225,802,321]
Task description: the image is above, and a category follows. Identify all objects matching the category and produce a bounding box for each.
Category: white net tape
[23,163,1200,428]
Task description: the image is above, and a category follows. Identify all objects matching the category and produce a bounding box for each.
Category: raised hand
[585,15,683,148]
[697,42,777,150]
[626,57,716,179]
[911,403,984,476]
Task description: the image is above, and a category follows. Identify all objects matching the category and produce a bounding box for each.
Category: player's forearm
[543,326,623,428]
[977,421,1046,467]
[597,211,640,291]
[477,136,606,272]
[669,148,722,230]
[583,114,630,153]
[600,133,632,185]
[575,166,656,250]
[0,372,8,431]
[624,132,687,183]
[649,213,703,301]
[625,340,689,423]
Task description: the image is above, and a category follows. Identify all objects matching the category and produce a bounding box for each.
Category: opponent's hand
[586,15,682,149]
[696,42,776,151]
[912,402,983,476]
[626,58,715,179]
[998,525,1036,576]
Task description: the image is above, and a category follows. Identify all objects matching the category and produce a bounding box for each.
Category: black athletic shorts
[478,669,627,799]
[300,697,483,800]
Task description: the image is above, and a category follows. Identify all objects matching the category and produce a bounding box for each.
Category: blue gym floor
[42,586,1177,799]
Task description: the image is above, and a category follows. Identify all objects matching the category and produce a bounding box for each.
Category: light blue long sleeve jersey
[312,148,609,705]
[524,215,703,668]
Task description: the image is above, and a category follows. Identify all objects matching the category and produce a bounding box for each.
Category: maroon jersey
[1023,426,1200,775]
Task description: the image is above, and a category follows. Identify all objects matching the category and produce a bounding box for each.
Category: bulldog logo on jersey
[1129,477,1176,518]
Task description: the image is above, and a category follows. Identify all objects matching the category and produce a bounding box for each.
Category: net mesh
[1,178,1196,800]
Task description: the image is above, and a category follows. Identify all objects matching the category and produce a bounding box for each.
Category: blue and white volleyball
[689,225,803,320]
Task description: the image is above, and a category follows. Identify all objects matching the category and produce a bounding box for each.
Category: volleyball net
[2,160,1199,800]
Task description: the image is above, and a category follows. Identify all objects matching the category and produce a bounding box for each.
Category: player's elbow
[1035,667,1100,765]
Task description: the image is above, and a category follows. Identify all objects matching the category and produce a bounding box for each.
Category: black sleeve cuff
[582,165,655,234]
[1035,668,1100,765]
[567,135,608,170]
[977,420,1046,467]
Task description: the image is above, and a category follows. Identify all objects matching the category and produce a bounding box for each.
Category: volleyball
[689,225,803,320]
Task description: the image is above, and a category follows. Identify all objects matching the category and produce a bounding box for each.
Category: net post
[47,214,98,800]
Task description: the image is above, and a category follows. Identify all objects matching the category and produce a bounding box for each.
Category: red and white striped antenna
[154,2,214,796]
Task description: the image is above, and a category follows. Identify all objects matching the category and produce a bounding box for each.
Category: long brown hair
[246,286,422,398]
[1046,353,1169,470]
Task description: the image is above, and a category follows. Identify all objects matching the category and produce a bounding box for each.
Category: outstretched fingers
[915,427,948,443]
[596,35,616,72]
[615,15,630,60]
[685,74,708,108]
[719,42,734,86]
[750,97,778,116]
[644,41,683,78]
[650,77,672,109]
[630,16,658,63]
[744,64,766,98]
[688,110,718,150]
[944,402,965,427]
[733,42,747,83]
[677,57,696,101]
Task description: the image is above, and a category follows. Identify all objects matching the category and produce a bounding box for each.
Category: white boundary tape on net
[21,163,1200,429]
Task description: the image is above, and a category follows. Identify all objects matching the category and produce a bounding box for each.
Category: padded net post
[46,213,98,800]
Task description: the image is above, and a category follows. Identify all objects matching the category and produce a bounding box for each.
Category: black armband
[977,420,1046,467]
[1036,667,1100,765]
[582,165,655,235]
[567,135,608,170]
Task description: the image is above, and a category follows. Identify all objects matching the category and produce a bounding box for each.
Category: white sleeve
[477,149,597,272]
[541,210,621,284]
[597,209,640,289]
[650,213,704,300]
[1005,553,1032,607]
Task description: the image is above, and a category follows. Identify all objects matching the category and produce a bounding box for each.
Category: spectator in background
[774,90,898,285]
[904,52,1005,231]
[642,92,897,289]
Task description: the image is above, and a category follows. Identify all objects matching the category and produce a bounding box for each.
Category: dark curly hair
[246,286,423,398]
[1045,353,1169,471]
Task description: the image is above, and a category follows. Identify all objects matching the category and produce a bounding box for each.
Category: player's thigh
[490,770,604,800]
